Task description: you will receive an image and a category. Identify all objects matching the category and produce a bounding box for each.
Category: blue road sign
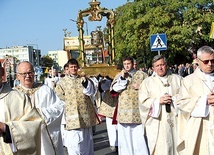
[150,33,167,51]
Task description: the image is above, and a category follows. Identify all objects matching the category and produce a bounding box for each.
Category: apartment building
[0,45,41,66]
[0,46,41,86]
[47,50,68,70]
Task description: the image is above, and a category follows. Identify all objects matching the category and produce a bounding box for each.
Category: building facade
[0,45,41,66]
[47,50,68,70]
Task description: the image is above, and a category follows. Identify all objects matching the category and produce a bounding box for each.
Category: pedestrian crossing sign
[150,33,167,51]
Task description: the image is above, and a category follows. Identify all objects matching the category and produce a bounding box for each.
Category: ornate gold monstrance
[66,0,120,78]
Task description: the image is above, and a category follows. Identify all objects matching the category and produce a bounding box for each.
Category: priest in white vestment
[14,61,64,155]
[0,62,42,155]
[176,46,214,155]
[44,68,60,90]
[138,55,182,155]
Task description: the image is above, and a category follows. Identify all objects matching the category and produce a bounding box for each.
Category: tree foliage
[40,55,54,68]
[114,0,214,67]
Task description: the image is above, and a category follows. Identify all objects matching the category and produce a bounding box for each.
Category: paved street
[93,119,118,155]
[64,118,118,155]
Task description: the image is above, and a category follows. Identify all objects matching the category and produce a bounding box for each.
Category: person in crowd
[184,63,194,76]
[111,56,149,155]
[178,64,186,77]
[138,55,182,155]
[13,76,20,87]
[55,58,97,155]
[172,64,179,74]
[0,62,42,154]
[44,68,60,90]
[98,77,118,152]
[89,75,104,133]
[147,67,153,76]
[60,63,69,78]
[133,59,138,71]
[192,59,198,71]
[14,61,64,155]
[89,74,103,110]
[176,46,214,155]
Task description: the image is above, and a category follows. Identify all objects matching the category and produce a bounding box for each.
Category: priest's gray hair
[152,55,167,66]
[197,46,214,59]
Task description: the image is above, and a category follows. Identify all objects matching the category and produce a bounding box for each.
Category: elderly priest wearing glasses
[176,46,214,155]
[0,61,42,154]
[14,61,64,155]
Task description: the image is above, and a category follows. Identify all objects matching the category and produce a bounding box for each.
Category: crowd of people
[0,45,213,155]
[140,61,198,77]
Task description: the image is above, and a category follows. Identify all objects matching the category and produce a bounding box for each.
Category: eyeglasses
[18,72,34,77]
[197,58,214,64]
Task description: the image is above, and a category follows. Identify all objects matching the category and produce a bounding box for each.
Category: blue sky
[0,0,127,55]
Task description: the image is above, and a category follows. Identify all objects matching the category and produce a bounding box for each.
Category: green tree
[40,55,54,68]
[114,0,214,67]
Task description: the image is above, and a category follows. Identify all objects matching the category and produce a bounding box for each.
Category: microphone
[165,93,171,113]
[165,104,171,113]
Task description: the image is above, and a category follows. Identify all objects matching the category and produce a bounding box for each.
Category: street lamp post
[70,19,89,36]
